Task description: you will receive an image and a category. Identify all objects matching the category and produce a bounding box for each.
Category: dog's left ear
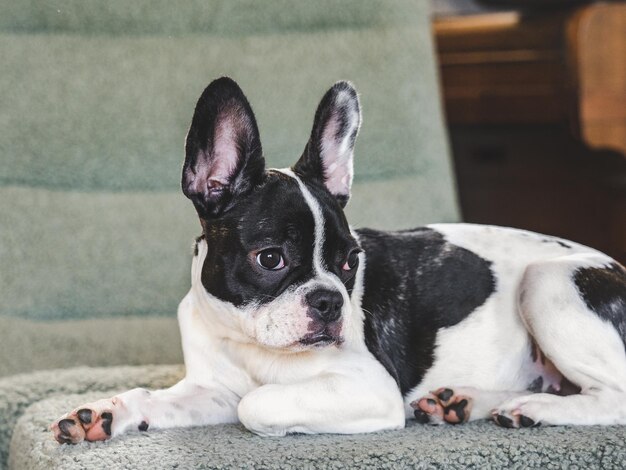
[294,81,361,208]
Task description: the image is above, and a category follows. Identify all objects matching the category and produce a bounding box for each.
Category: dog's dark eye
[256,249,285,270]
[342,250,360,271]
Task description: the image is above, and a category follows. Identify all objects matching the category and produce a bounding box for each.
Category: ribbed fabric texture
[0,0,458,322]
[6,366,626,469]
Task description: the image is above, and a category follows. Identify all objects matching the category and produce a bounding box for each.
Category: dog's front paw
[237,386,288,437]
[410,387,473,425]
[51,398,118,444]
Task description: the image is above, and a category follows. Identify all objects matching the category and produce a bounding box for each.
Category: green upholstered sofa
[1,1,623,469]
[0,0,457,377]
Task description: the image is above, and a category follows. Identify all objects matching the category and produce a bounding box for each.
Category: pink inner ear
[320,109,356,198]
[210,115,240,184]
[186,109,242,196]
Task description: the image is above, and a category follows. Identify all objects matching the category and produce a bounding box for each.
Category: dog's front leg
[51,379,239,444]
[238,359,405,436]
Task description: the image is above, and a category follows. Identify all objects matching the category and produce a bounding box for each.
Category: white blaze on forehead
[276,169,363,349]
[276,168,327,276]
[276,169,353,297]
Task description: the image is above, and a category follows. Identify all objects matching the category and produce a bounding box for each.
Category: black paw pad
[495,414,514,428]
[100,412,113,436]
[519,415,539,428]
[138,420,149,432]
[57,434,72,444]
[436,388,454,403]
[77,409,92,425]
[58,418,75,435]
[414,409,431,424]
[444,399,468,424]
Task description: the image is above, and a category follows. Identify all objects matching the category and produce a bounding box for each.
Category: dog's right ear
[182,77,265,218]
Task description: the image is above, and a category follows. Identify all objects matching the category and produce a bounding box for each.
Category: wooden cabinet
[434,4,626,263]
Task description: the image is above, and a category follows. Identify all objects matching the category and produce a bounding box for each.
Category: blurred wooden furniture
[569,4,626,156]
[434,2,626,263]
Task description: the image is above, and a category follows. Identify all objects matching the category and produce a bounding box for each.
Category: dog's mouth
[299,332,336,346]
[299,326,343,348]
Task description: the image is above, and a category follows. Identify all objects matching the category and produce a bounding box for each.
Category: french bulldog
[52,77,626,444]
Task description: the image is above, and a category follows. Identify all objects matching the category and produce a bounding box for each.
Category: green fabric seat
[7,366,626,469]
[0,0,462,468]
[0,0,457,376]
[0,365,185,467]
[1,2,625,469]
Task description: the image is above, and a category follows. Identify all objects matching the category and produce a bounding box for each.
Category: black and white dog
[53,78,626,444]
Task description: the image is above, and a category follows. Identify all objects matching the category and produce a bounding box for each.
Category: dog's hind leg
[493,254,626,427]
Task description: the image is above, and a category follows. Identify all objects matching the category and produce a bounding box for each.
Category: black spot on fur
[193,235,204,256]
[574,262,626,345]
[529,338,539,362]
[138,421,149,431]
[527,376,544,393]
[359,227,496,395]
[540,238,572,249]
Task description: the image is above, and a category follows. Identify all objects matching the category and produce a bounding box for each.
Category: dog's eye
[256,249,285,270]
[342,250,360,271]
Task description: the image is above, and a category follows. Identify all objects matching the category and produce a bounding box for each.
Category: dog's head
[182,77,363,352]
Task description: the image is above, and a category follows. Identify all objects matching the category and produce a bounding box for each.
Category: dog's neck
[190,238,249,344]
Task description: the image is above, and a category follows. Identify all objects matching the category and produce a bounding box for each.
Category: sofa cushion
[0,179,457,323]
[0,317,182,378]
[7,375,626,469]
[0,0,458,323]
[0,365,184,468]
[0,188,196,320]
[1,0,424,36]
[1,27,452,191]
[1,0,453,193]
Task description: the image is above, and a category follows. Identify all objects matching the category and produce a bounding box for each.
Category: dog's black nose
[306,289,343,323]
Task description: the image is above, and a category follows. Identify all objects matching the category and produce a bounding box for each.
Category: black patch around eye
[286,225,301,243]
[199,173,317,308]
